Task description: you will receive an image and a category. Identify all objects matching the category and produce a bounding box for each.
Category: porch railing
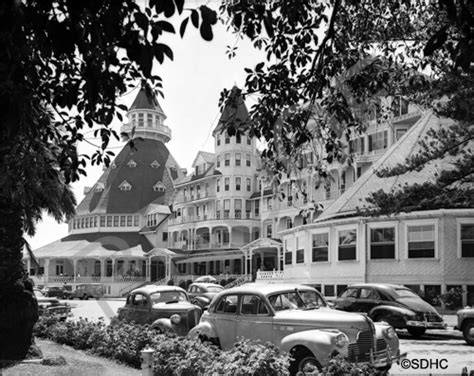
[256,269,285,280]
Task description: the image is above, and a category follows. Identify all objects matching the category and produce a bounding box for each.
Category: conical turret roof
[213,86,250,135]
[130,86,165,114]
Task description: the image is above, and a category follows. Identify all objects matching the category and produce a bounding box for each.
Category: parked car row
[40,283,105,300]
[33,288,72,321]
[117,282,407,374]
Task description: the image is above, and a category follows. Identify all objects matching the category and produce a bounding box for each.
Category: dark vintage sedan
[187,283,224,309]
[117,285,201,335]
[34,288,72,321]
[334,283,446,337]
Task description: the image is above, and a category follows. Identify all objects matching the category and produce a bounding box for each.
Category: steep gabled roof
[130,86,165,114]
[192,151,215,167]
[318,111,456,221]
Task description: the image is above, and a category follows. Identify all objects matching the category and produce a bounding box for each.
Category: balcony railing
[169,212,260,226]
[30,275,146,285]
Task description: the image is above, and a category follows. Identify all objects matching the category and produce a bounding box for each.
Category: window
[245,200,252,219]
[286,218,292,229]
[216,179,220,192]
[215,295,238,314]
[119,180,132,191]
[217,136,221,146]
[235,153,241,166]
[246,154,251,167]
[183,188,187,200]
[324,285,335,297]
[461,223,474,257]
[147,113,153,127]
[95,182,104,192]
[349,137,365,155]
[100,216,106,227]
[284,238,293,265]
[407,224,435,258]
[312,232,329,262]
[368,130,388,152]
[392,96,409,116]
[370,227,395,259]
[120,215,126,226]
[247,136,251,145]
[225,133,230,144]
[236,132,241,144]
[153,181,166,192]
[338,229,357,260]
[127,215,132,226]
[234,199,242,218]
[134,215,139,226]
[235,177,241,191]
[296,235,305,264]
[106,216,112,227]
[266,224,272,238]
[254,200,259,217]
[246,178,251,192]
[241,295,269,315]
[56,260,64,275]
[224,199,230,218]
[138,113,144,127]
[217,155,221,168]
[225,153,230,166]
[150,160,160,168]
[113,216,119,227]
[162,232,168,242]
[224,177,230,191]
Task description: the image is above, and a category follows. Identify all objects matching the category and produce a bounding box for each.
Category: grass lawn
[2,339,141,376]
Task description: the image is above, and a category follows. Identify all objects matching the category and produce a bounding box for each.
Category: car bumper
[371,348,407,368]
[406,320,447,329]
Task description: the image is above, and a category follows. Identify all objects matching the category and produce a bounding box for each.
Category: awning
[173,250,244,264]
[145,248,178,257]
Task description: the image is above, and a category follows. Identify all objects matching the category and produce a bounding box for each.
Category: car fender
[151,318,172,333]
[188,320,218,341]
[280,329,349,364]
[369,305,415,326]
[373,322,400,356]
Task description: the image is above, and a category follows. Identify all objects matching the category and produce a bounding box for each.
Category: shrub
[439,287,465,310]
[178,280,186,289]
[321,354,388,376]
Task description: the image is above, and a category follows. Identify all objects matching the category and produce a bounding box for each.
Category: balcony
[168,212,261,226]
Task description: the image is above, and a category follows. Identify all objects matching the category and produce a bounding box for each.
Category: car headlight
[335,333,348,348]
[170,314,181,324]
[383,326,396,339]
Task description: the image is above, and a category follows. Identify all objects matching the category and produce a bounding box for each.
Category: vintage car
[117,285,201,335]
[65,283,105,300]
[33,288,72,320]
[187,283,224,309]
[42,286,66,298]
[455,307,474,345]
[334,283,446,337]
[189,284,405,374]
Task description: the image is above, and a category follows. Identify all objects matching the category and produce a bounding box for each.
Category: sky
[27,7,264,250]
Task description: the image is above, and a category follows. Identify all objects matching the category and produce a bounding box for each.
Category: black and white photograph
[0,0,473,375]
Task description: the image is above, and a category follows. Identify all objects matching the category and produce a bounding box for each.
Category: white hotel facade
[27,87,474,305]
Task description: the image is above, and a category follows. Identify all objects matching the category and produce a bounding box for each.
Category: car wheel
[462,320,474,345]
[407,327,426,337]
[84,295,89,300]
[290,348,321,376]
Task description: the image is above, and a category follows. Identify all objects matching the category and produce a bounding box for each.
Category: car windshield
[268,289,326,311]
[395,288,420,299]
[150,291,188,304]
[206,286,223,293]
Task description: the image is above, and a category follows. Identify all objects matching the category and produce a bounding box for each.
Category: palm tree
[0,99,76,364]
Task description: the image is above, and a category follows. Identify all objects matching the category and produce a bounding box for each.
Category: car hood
[397,298,440,314]
[274,307,370,340]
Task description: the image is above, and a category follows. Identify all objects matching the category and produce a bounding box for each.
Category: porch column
[228,226,232,247]
[111,259,115,282]
[241,256,245,274]
[206,261,210,275]
[100,259,106,279]
[44,258,50,285]
[277,246,281,271]
[146,257,151,282]
[73,259,77,283]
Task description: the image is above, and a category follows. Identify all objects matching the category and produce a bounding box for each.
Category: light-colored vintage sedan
[117,285,202,335]
[189,284,405,375]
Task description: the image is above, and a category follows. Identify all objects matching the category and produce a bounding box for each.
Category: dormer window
[153,181,166,192]
[95,182,105,193]
[127,159,137,168]
[151,160,161,168]
[119,180,132,191]
[110,161,116,169]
